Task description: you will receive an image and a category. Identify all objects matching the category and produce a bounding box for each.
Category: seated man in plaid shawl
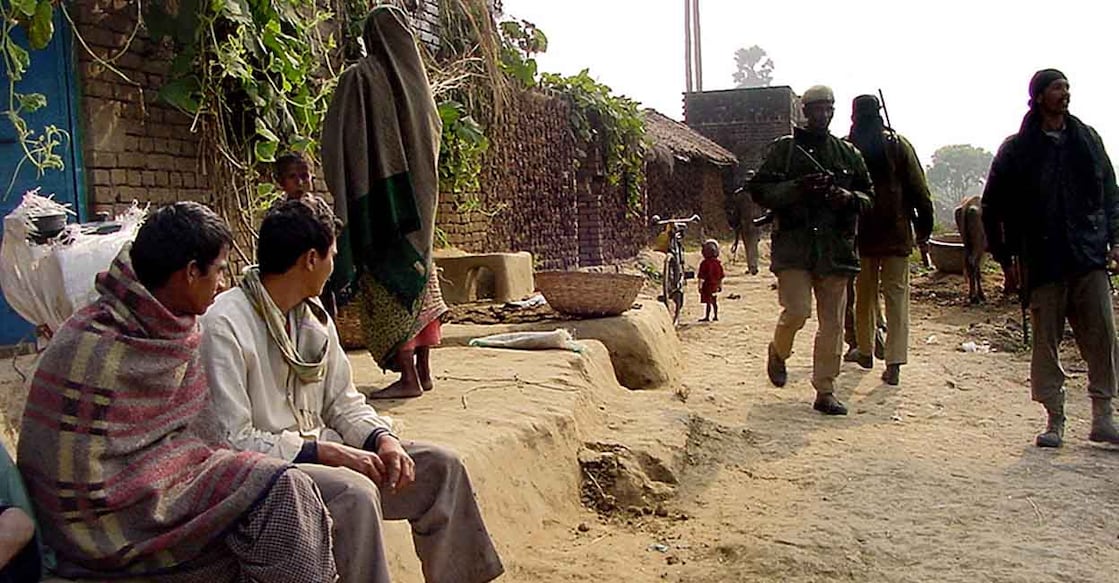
[18,202,338,581]
[200,197,503,583]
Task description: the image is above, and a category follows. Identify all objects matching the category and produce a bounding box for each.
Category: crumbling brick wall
[436,90,646,269]
[646,159,733,240]
[412,0,441,49]
[579,152,646,266]
[684,86,798,189]
[438,91,579,269]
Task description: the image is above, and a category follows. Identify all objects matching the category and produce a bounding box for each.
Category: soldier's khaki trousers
[772,270,848,395]
[857,256,910,365]
[1029,270,1119,404]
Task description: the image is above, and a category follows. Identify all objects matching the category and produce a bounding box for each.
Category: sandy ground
[361,250,1119,582]
[475,260,1119,582]
[478,254,1119,583]
[3,248,1119,582]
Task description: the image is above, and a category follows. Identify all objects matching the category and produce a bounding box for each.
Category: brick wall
[684,86,798,188]
[412,0,441,51]
[437,91,579,269]
[70,0,645,270]
[572,147,646,268]
[597,191,648,266]
[74,0,212,217]
[646,159,733,240]
[436,90,646,269]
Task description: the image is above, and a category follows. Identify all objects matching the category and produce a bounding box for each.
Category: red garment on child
[698,258,725,303]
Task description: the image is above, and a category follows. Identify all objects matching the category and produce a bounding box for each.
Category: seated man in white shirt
[201,197,503,583]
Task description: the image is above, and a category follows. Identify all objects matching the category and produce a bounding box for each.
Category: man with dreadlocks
[983,69,1119,448]
[845,95,934,386]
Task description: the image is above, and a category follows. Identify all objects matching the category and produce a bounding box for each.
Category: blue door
[0,13,84,346]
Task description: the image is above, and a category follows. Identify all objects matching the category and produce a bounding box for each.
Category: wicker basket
[335,302,366,350]
[534,271,645,318]
[929,232,965,274]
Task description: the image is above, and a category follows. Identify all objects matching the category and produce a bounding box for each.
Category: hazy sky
[500,0,1117,168]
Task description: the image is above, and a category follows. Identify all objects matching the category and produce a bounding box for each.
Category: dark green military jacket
[749,127,875,275]
[851,131,934,257]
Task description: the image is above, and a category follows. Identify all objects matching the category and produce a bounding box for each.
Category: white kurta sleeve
[320,320,393,449]
[200,315,309,461]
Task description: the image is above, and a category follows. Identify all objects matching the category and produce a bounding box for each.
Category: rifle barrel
[877,88,893,129]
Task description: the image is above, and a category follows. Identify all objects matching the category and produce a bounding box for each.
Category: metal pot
[928,232,965,274]
[29,212,67,240]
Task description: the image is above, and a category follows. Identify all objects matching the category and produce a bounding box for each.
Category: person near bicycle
[749,85,874,416]
[698,239,725,322]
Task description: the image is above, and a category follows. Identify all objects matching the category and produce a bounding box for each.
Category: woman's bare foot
[371,349,424,399]
[370,377,424,399]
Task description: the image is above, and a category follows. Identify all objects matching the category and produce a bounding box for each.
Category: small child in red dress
[698,239,725,322]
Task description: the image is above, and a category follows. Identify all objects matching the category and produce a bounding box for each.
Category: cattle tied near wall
[954,195,1020,304]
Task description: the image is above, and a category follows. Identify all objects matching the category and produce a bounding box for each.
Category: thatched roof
[643,109,737,167]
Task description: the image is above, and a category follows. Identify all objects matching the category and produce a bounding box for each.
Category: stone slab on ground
[440,300,682,391]
[433,251,535,304]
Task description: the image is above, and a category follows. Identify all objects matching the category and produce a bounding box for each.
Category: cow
[955,195,1021,304]
[955,195,988,304]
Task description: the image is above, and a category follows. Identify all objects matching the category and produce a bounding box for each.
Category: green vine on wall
[1,0,647,227]
[427,0,507,216]
[147,0,337,168]
[0,0,70,196]
[142,0,340,261]
[541,70,646,213]
[436,6,646,215]
[496,18,544,88]
[437,98,487,207]
[495,15,646,213]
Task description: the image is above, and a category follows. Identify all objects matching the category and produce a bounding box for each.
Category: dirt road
[512,260,1119,582]
[3,256,1117,582]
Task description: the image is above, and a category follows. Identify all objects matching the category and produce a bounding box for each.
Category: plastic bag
[469,329,585,352]
[505,294,546,309]
[52,210,145,314]
[1,190,146,334]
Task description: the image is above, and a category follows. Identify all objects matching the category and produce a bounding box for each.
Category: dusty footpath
[4,256,1119,582]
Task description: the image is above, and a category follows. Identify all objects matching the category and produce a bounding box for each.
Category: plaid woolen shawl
[17,246,290,578]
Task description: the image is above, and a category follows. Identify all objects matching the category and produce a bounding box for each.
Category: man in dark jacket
[750,85,874,415]
[983,69,1119,448]
[846,95,934,386]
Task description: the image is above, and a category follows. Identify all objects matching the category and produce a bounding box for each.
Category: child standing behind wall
[274,152,314,201]
[698,239,725,322]
[273,153,338,317]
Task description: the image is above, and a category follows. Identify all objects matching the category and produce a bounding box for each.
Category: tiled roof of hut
[643,109,737,167]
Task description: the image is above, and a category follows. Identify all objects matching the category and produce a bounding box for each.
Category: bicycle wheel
[663,254,684,323]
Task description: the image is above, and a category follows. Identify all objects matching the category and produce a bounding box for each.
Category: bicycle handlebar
[651,214,700,226]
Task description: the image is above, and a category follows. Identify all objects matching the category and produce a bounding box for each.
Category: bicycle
[651,214,700,326]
